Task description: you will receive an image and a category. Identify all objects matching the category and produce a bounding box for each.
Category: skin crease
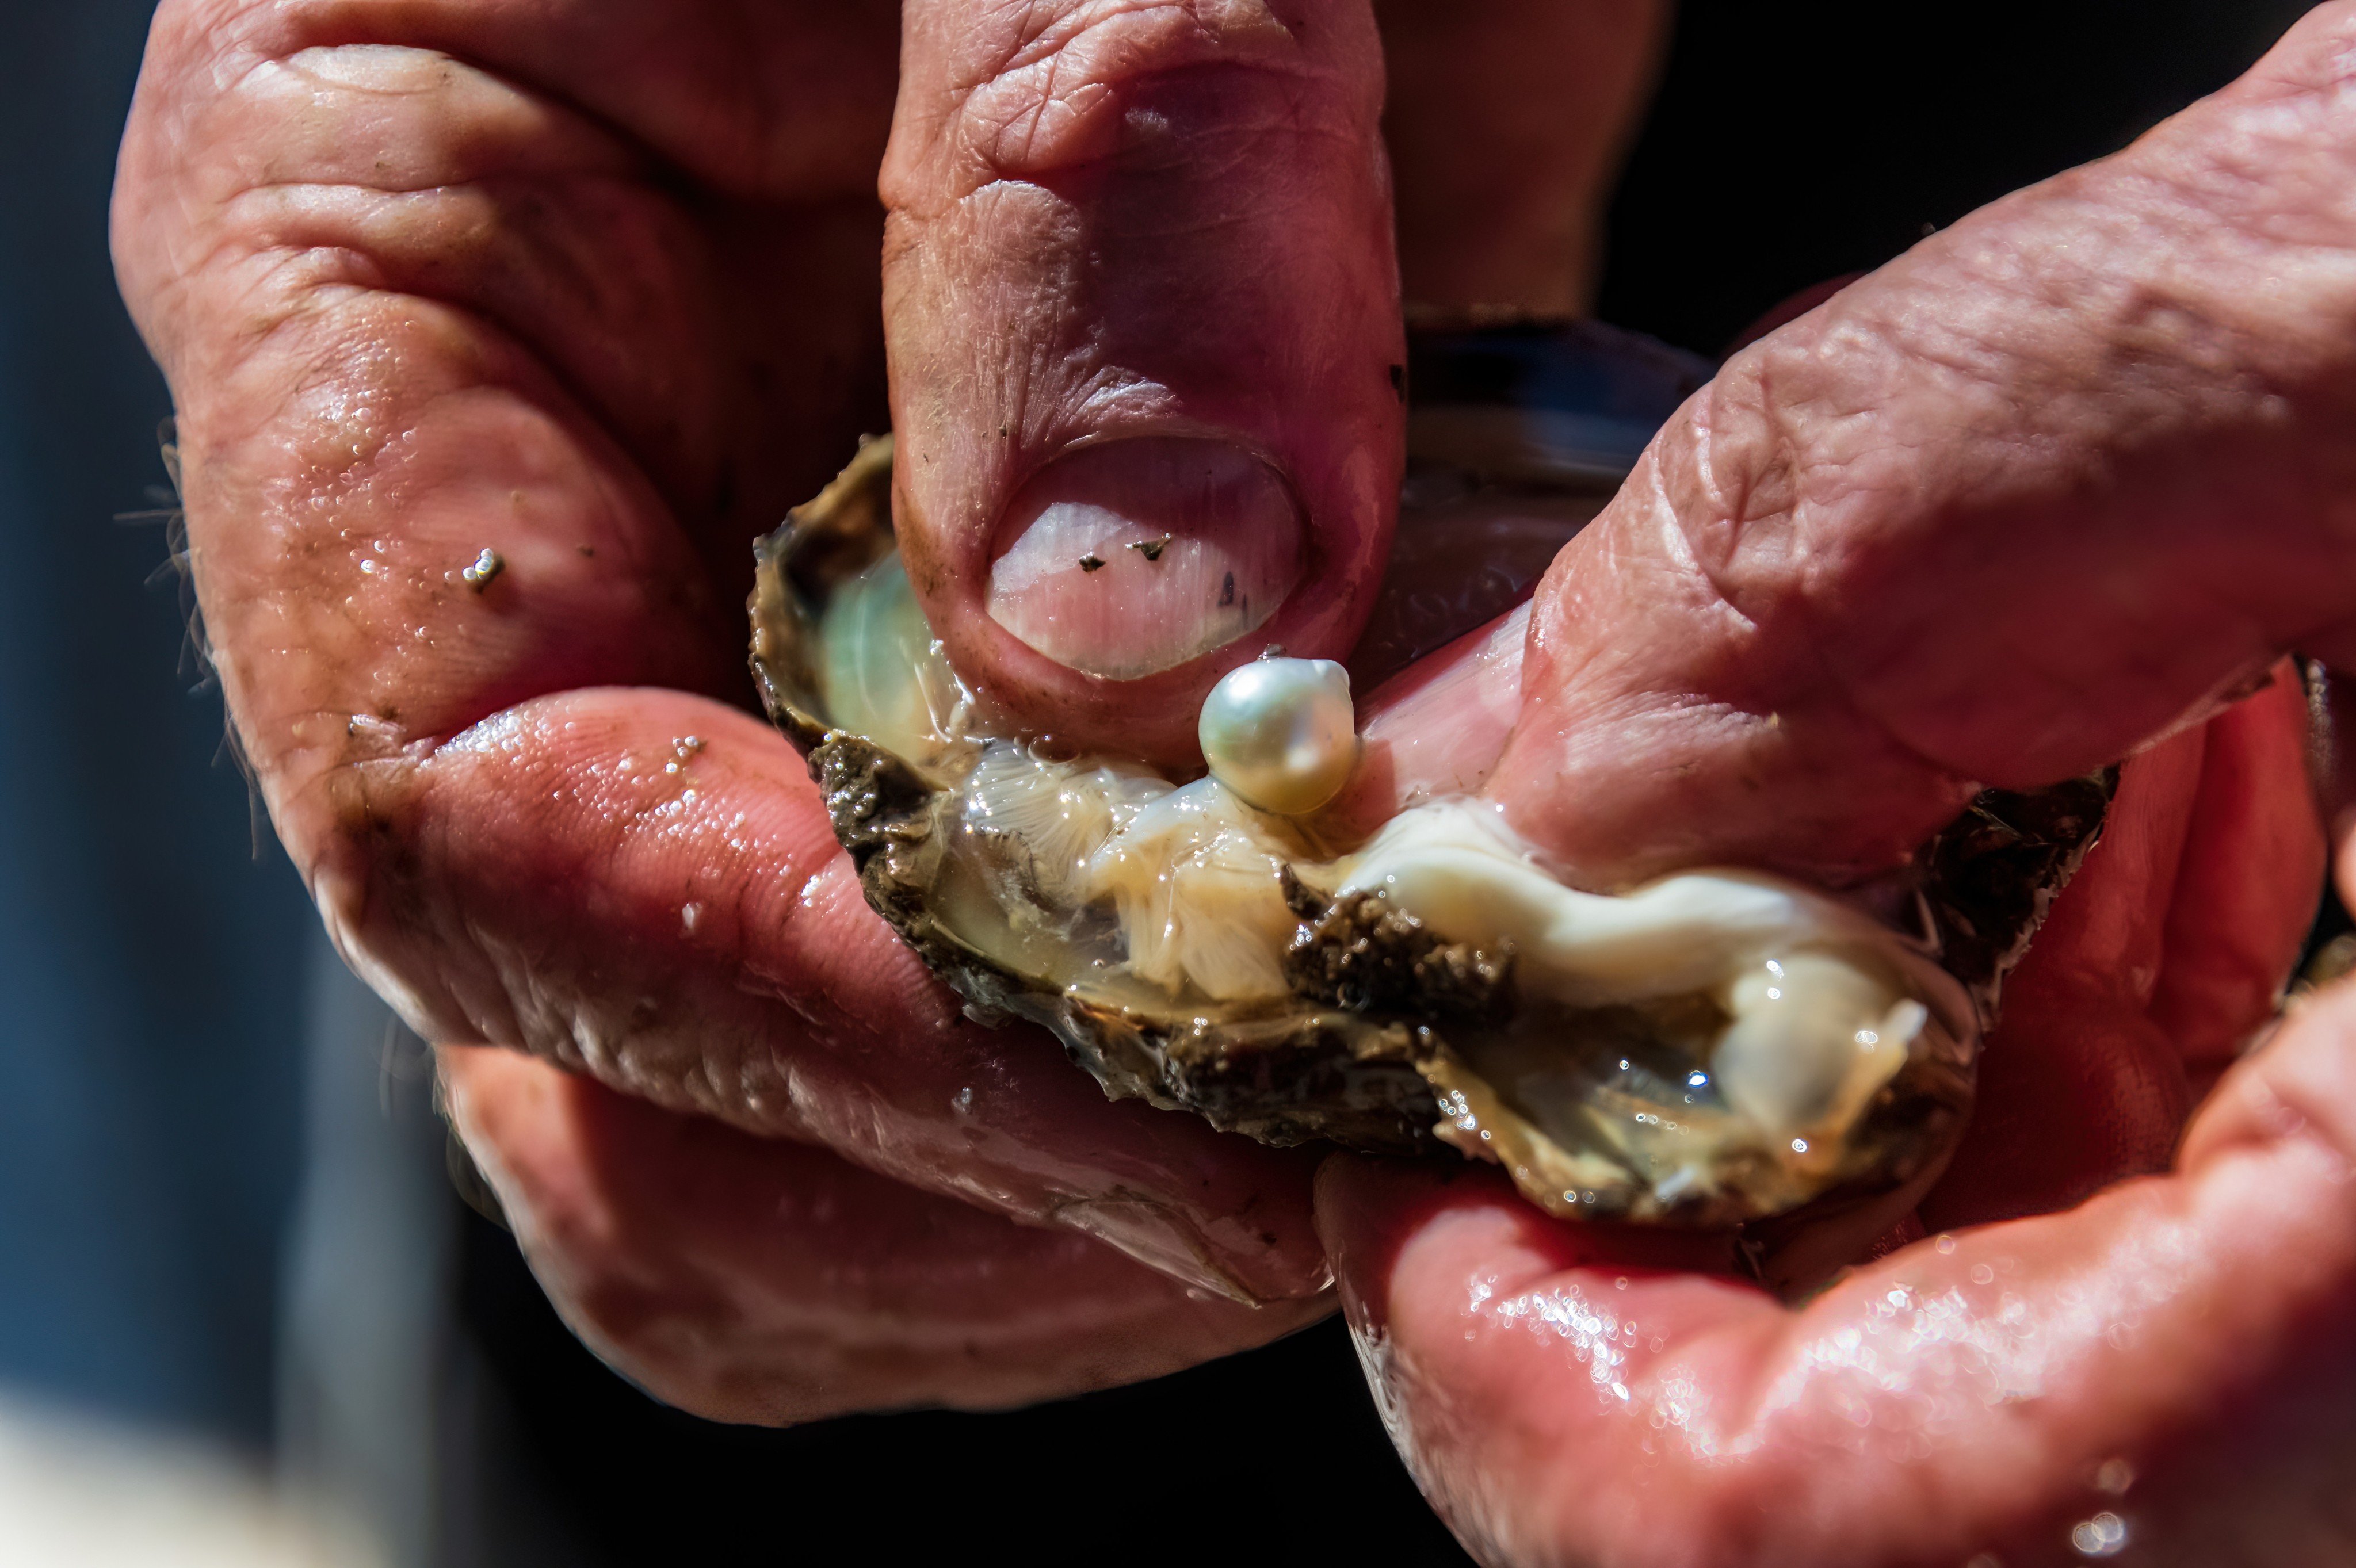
[108,3,2347,1560]
[2150,676,2339,1096]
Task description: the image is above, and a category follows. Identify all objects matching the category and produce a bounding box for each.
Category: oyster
[749,335,2108,1228]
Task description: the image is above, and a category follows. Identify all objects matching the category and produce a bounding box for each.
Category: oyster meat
[749,333,2108,1228]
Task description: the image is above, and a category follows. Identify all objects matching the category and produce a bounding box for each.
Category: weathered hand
[109,0,1664,1417]
[1323,10,2356,1562]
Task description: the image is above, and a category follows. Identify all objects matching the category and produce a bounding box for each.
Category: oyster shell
[750,346,2108,1228]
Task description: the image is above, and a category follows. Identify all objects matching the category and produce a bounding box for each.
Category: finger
[1915,729,2209,1231]
[1374,0,1670,316]
[118,6,1328,1301]
[1790,676,2320,1273]
[881,0,1403,763]
[119,2,898,574]
[1919,661,2323,1230]
[2149,662,2330,1087]
[443,1046,1326,1424]
[114,3,899,790]
[1321,972,2356,1566]
[1480,2,2356,888]
[122,23,740,770]
[322,687,1331,1302]
[1725,720,2224,1277]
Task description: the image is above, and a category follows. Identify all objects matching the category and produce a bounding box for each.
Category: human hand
[109,0,1666,1417]
[1322,9,2356,1562]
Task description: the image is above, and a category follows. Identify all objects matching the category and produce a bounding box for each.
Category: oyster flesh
[750,422,2106,1227]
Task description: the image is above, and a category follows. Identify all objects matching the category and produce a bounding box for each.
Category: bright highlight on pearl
[1198,656,1358,816]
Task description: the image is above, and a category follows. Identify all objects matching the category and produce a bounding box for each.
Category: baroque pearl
[1198,656,1358,816]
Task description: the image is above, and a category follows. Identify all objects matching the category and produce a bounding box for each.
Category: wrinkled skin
[439,1043,1302,1422]
[112,1,2355,1561]
[113,0,1659,1397]
[1323,12,2356,1563]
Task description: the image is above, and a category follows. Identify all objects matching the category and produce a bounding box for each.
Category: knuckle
[906,0,1373,196]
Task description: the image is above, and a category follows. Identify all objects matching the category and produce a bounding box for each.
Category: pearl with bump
[1198,656,1358,816]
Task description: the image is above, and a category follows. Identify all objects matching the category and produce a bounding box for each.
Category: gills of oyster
[749,432,2109,1227]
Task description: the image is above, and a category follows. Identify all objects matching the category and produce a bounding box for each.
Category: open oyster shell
[750,347,2109,1229]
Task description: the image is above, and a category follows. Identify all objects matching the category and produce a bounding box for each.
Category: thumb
[880,0,1403,763]
[1487,1,2356,888]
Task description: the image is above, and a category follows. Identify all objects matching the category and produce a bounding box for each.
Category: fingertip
[882,0,1402,760]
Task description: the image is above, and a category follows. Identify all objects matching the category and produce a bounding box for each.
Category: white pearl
[1198,656,1358,816]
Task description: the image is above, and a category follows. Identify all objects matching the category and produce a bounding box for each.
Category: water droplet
[1935,1233,1959,1254]
[2070,1512,2129,1557]
[1971,1263,1996,1284]
[2093,1457,2136,1495]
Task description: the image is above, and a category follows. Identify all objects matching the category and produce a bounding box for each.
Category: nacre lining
[754,479,1972,1222]
[933,716,1971,1221]
[750,434,2104,1227]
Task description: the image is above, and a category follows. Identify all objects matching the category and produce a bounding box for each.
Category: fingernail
[987,438,1305,680]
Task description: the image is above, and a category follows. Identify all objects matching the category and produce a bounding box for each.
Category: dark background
[0,1,2323,1563]
[1599,1,2323,356]
[0,0,313,1445]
